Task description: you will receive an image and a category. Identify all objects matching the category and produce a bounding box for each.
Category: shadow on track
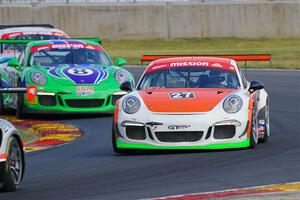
[111,146,252,157]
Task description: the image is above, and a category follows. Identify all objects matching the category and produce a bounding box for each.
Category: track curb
[153,182,300,200]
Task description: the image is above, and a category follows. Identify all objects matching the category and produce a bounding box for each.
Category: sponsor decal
[258,119,265,136]
[67,68,93,76]
[52,44,84,49]
[1,33,21,39]
[170,62,209,67]
[30,44,103,53]
[76,86,94,96]
[37,46,51,51]
[258,119,265,126]
[85,45,95,50]
[53,32,65,37]
[2,31,61,39]
[48,66,108,84]
[23,31,52,35]
[211,63,223,68]
[151,64,168,71]
[7,33,21,38]
[170,92,195,99]
[168,124,191,130]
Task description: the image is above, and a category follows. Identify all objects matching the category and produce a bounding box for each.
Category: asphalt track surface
[0,68,300,200]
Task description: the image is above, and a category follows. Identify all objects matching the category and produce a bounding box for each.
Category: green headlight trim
[116,138,250,150]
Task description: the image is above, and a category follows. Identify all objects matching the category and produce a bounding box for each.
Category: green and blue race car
[0,39,134,118]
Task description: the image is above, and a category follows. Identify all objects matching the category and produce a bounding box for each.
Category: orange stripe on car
[113,101,120,138]
[247,99,254,136]
[114,101,119,123]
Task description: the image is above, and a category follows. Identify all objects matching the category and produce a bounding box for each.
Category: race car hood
[32,64,112,86]
[138,88,236,113]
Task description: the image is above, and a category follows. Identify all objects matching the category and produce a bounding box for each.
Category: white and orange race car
[0,119,25,191]
[112,56,270,153]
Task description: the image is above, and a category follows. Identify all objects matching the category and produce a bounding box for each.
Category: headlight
[30,71,47,85]
[122,96,141,114]
[115,69,129,85]
[223,95,243,113]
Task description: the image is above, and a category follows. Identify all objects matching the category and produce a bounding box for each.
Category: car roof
[145,57,236,73]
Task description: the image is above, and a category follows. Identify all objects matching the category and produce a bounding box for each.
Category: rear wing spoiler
[141,54,272,66]
[0,24,55,30]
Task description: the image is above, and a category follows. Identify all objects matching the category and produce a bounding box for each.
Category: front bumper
[115,110,251,150]
[24,86,126,113]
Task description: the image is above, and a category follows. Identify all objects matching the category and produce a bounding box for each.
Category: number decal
[170,92,194,99]
[67,68,93,76]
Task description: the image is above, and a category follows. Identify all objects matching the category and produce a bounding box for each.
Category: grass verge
[103,38,300,69]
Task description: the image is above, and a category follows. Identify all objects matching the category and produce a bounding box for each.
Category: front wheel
[1,137,25,192]
[249,109,259,148]
[260,102,270,143]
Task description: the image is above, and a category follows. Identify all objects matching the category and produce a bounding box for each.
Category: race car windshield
[138,67,240,89]
[29,48,112,66]
[1,43,26,55]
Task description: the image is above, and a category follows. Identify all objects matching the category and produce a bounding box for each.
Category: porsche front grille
[65,99,104,108]
[155,131,203,142]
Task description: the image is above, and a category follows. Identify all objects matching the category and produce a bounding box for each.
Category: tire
[1,137,25,192]
[249,108,259,148]
[16,81,25,119]
[260,101,270,143]
[0,76,4,114]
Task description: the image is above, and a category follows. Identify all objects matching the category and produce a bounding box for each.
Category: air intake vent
[155,131,203,143]
[65,99,104,108]
[214,125,235,139]
[38,95,56,106]
[126,126,146,140]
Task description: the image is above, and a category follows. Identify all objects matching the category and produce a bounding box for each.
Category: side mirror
[115,58,127,67]
[249,80,264,93]
[8,58,20,68]
[120,81,132,92]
